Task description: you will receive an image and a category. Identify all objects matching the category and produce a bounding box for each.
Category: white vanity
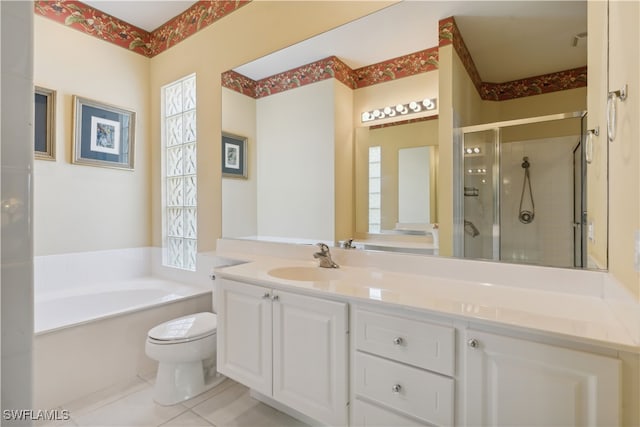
[212,239,638,427]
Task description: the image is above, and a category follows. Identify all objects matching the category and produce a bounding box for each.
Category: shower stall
[455,111,587,268]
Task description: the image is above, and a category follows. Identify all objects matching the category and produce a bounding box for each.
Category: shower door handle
[572,222,581,228]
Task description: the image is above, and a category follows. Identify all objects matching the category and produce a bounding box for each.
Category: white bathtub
[33,248,221,409]
[34,278,209,334]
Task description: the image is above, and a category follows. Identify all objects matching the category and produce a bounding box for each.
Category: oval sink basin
[268,266,343,282]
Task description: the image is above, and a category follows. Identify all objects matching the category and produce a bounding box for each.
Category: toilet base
[153,360,226,406]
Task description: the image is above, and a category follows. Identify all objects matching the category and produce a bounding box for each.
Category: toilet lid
[148,312,217,342]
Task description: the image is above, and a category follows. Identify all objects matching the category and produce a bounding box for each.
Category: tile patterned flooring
[41,374,309,427]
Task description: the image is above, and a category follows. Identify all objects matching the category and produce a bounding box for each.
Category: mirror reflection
[221,1,601,269]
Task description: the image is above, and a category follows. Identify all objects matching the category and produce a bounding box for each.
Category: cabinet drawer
[355,309,455,375]
[352,398,428,426]
[355,352,454,426]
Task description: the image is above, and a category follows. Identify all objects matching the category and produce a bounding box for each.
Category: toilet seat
[148,312,217,345]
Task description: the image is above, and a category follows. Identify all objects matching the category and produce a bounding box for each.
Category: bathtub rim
[34,278,212,336]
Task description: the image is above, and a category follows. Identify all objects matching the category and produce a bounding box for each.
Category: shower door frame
[455,110,587,261]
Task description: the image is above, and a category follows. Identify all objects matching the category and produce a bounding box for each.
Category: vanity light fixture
[466,168,487,175]
[361,98,437,123]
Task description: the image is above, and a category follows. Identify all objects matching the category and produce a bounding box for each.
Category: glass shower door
[462,129,499,260]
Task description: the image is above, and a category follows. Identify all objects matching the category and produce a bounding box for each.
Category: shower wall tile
[500,137,577,268]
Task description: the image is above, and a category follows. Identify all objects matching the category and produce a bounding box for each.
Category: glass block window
[162,74,197,271]
[368,146,381,233]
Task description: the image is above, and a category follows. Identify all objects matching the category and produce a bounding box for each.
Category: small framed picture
[72,95,135,170]
[222,132,247,178]
[34,86,56,160]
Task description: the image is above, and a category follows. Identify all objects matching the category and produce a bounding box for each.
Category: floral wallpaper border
[479,67,588,101]
[439,16,483,94]
[353,47,439,89]
[222,48,439,99]
[36,5,586,101]
[438,16,587,101]
[254,56,356,98]
[34,0,249,58]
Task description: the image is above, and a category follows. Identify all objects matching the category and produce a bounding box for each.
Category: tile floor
[41,374,309,427]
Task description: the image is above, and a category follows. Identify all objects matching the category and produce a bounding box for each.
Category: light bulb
[395,104,404,113]
[383,106,392,115]
[423,98,435,109]
[466,148,473,154]
[372,109,381,118]
[362,112,371,122]
[473,147,480,153]
[409,101,420,112]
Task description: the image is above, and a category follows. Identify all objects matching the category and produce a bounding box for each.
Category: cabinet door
[464,330,620,426]
[272,290,348,427]
[216,279,272,396]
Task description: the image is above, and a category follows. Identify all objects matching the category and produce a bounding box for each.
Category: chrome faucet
[314,243,339,268]
[341,239,356,249]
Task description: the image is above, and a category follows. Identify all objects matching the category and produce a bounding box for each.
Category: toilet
[145,312,225,405]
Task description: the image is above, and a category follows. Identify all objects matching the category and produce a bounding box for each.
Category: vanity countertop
[211,242,640,352]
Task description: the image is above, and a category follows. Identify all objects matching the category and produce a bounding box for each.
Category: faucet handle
[342,239,355,249]
[316,242,330,253]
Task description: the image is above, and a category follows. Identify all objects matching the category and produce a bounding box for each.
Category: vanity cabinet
[216,279,349,426]
[352,308,456,426]
[463,329,621,426]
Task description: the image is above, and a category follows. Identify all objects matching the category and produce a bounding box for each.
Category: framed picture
[222,132,247,178]
[72,95,135,170]
[34,86,56,160]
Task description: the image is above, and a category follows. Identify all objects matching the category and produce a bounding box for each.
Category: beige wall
[33,17,151,255]
[587,0,608,270]
[334,80,355,242]
[607,0,640,299]
[354,119,439,237]
[149,1,394,251]
[221,88,257,238]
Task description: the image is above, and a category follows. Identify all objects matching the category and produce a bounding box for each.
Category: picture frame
[222,132,247,178]
[72,95,135,170]
[34,86,56,160]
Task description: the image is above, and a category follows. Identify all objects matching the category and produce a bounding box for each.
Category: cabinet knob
[392,337,404,346]
[391,384,402,394]
[262,292,271,299]
[271,294,279,302]
[467,338,480,349]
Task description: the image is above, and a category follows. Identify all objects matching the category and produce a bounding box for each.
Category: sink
[268,266,343,282]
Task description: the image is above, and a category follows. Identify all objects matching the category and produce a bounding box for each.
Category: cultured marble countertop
[212,242,640,352]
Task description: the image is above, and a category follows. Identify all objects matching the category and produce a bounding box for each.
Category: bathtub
[34,278,210,334]
[33,248,222,409]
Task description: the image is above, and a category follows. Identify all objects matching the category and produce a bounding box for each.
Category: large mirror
[221,1,602,270]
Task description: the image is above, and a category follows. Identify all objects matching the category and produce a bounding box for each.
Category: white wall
[221,88,257,238]
[34,17,151,256]
[1,0,33,418]
[256,80,335,242]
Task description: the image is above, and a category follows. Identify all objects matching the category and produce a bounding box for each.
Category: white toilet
[145,312,225,405]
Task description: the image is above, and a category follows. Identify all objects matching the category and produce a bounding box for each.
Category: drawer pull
[392,337,404,345]
[391,384,402,394]
[467,338,480,349]
[271,294,280,301]
[262,292,271,299]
